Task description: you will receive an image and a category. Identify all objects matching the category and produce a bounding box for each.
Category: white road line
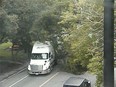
[39,72,59,87]
[0,67,27,83]
[8,67,27,79]
[9,75,28,87]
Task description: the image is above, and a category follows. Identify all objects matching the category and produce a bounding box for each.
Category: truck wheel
[48,66,53,74]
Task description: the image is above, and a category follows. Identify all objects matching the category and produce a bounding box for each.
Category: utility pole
[104,0,114,87]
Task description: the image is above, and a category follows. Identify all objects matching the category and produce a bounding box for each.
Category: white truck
[28,41,55,75]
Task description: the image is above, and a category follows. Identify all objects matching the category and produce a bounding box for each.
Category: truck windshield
[31,53,48,59]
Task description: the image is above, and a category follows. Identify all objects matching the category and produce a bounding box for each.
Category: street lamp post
[104,0,114,87]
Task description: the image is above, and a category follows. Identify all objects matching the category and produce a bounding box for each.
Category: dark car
[63,77,91,87]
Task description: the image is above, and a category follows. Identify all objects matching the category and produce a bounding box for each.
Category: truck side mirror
[49,53,51,58]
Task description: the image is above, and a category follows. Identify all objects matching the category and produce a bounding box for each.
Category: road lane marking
[9,75,28,87]
[0,67,27,83]
[39,72,59,87]
[8,67,27,79]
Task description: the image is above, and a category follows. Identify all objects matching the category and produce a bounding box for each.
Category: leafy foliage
[0,0,68,54]
[0,0,110,87]
[59,0,104,86]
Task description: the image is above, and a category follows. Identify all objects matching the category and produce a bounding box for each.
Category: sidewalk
[0,60,28,81]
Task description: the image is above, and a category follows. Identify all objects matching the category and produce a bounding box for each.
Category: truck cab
[28,41,55,75]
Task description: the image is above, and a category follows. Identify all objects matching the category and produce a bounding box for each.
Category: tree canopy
[0,0,115,87]
[59,0,104,86]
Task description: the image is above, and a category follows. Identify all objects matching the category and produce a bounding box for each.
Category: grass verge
[0,42,29,61]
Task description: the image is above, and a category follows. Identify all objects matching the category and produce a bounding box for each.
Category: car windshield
[31,53,48,59]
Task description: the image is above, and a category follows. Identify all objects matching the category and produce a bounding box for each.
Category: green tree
[1,0,69,58]
[59,0,104,86]
[0,7,18,43]
[0,8,7,43]
[0,0,2,6]
[30,0,70,58]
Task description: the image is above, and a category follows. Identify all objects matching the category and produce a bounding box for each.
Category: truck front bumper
[28,68,51,75]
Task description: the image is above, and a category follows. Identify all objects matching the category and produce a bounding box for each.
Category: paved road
[0,65,96,87]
